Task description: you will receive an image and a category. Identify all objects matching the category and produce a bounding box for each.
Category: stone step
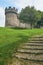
[17,49,43,53]
[28,36,43,40]
[17,51,43,54]
[22,46,43,49]
[24,43,43,46]
[29,37,43,40]
[25,44,43,46]
[28,39,43,41]
[15,53,43,62]
[14,36,43,63]
[22,48,43,50]
[28,39,43,42]
[30,36,43,39]
[28,41,43,43]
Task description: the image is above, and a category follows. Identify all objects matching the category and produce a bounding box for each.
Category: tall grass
[0,27,43,65]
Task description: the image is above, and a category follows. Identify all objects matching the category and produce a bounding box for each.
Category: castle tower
[5,7,19,27]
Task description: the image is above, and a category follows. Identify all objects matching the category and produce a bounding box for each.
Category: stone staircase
[14,36,43,65]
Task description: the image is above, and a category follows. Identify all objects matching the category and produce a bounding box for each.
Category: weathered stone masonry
[5,7,31,28]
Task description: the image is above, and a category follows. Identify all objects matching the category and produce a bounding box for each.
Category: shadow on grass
[0,35,30,65]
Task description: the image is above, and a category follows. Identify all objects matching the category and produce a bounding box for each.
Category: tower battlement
[5,6,31,28]
[5,6,18,14]
[5,6,19,27]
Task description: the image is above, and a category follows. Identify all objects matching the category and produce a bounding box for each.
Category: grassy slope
[0,27,43,65]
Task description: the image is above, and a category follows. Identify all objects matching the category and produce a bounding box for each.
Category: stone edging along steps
[13,36,43,63]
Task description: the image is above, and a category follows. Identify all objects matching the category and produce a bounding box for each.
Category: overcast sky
[0,0,43,27]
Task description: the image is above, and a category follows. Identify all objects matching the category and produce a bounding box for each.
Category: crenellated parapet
[5,6,20,27]
[5,6,18,14]
[5,6,31,28]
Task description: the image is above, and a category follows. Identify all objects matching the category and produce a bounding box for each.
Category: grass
[0,27,43,65]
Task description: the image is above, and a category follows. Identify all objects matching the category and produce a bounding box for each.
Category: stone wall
[5,7,31,28]
[5,13,20,27]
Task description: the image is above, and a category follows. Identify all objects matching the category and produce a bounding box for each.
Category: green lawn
[0,27,43,65]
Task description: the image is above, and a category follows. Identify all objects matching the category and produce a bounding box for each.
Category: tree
[37,12,43,27]
[19,6,41,28]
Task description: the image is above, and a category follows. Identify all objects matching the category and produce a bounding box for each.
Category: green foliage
[0,27,43,65]
[19,6,42,28]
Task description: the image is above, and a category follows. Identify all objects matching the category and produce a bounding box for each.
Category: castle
[5,7,31,28]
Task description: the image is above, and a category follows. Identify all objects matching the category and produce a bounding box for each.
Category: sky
[0,0,43,27]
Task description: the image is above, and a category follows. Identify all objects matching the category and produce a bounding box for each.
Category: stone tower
[5,7,19,27]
